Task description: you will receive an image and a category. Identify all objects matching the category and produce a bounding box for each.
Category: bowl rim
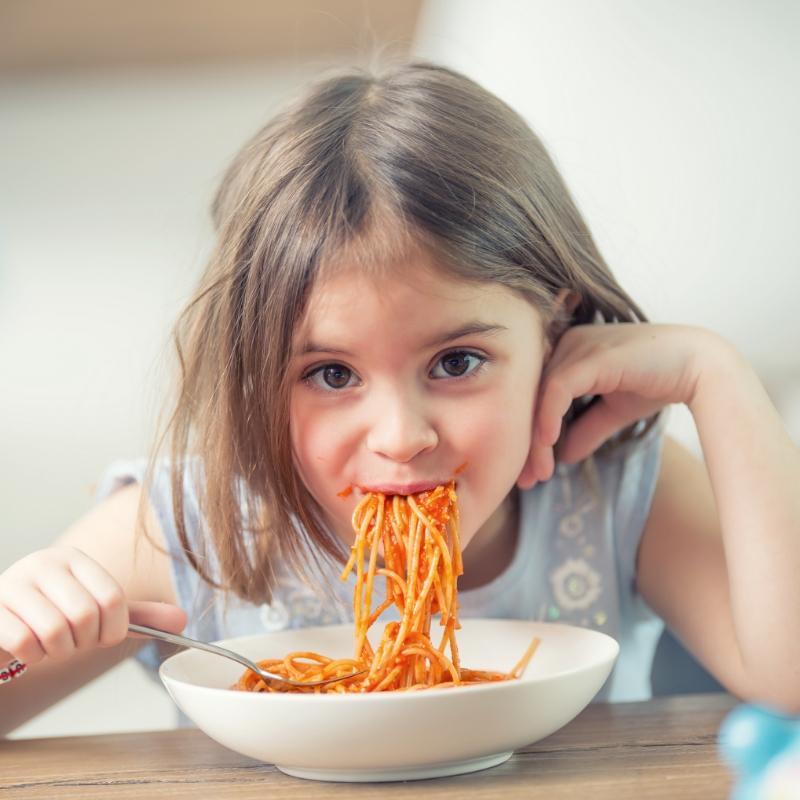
[158,619,620,703]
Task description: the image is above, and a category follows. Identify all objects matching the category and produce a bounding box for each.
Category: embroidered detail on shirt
[260,571,353,631]
[285,586,345,628]
[558,498,596,538]
[550,557,602,611]
[594,611,608,626]
[258,597,290,632]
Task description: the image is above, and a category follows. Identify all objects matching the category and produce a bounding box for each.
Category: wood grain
[0,693,737,799]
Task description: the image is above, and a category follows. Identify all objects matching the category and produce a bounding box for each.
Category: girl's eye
[430,350,486,379]
[303,363,358,391]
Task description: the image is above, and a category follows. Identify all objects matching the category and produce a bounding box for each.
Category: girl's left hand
[519,323,723,487]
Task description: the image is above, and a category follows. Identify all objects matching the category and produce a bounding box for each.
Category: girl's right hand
[0,545,186,666]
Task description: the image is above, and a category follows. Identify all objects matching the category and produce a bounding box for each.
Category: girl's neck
[458,488,520,591]
[331,487,520,591]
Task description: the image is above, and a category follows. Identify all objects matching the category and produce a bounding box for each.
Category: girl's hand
[0,545,186,667]
[520,323,723,487]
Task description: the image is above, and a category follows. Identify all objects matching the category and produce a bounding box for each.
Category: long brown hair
[141,59,659,605]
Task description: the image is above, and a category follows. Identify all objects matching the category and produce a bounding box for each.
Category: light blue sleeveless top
[95,415,666,711]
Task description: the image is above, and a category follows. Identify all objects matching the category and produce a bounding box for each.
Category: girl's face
[289,251,547,555]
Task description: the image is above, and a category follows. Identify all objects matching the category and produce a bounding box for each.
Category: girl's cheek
[297,407,359,485]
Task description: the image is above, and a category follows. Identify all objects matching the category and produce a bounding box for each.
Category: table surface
[1,692,737,799]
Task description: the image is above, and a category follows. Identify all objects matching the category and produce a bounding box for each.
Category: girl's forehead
[294,257,543,350]
[312,258,487,305]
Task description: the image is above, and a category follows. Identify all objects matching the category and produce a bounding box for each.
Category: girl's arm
[525,324,800,712]
[0,484,182,737]
[638,340,800,712]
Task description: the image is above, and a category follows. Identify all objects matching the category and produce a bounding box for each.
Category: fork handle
[127,623,365,687]
[128,623,259,674]
[3,626,253,687]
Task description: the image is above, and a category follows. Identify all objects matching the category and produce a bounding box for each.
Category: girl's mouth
[357,479,454,496]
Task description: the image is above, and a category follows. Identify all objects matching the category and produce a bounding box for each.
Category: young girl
[2,60,799,735]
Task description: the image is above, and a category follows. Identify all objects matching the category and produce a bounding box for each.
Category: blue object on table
[718,703,800,798]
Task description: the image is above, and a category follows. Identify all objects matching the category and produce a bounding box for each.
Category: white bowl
[159,618,618,782]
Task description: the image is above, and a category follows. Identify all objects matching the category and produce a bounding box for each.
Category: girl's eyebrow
[424,321,508,348]
[296,321,507,357]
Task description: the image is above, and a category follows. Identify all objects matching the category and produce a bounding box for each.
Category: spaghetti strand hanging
[234,482,539,693]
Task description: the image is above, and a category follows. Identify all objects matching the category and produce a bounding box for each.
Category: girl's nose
[365,395,438,463]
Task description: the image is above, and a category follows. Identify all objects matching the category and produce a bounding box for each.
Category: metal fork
[129,624,366,688]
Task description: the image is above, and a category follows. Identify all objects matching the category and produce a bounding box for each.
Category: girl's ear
[543,288,580,359]
[553,287,581,317]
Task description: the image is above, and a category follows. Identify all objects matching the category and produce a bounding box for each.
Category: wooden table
[1,693,737,799]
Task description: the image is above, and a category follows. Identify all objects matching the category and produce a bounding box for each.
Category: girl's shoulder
[93,455,221,635]
[94,455,207,547]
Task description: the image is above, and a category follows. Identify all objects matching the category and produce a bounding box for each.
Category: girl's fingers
[536,373,582,447]
[558,392,662,464]
[67,550,128,647]
[2,587,76,662]
[537,359,625,447]
[541,326,583,377]
[524,368,572,486]
[0,605,45,665]
[535,356,626,469]
[128,600,188,636]
[531,439,555,483]
[35,571,101,651]
[557,398,627,464]
[517,433,557,489]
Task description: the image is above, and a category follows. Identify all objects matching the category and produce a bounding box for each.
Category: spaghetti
[234,482,539,693]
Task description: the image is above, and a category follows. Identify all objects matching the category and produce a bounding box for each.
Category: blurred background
[1,0,798,738]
